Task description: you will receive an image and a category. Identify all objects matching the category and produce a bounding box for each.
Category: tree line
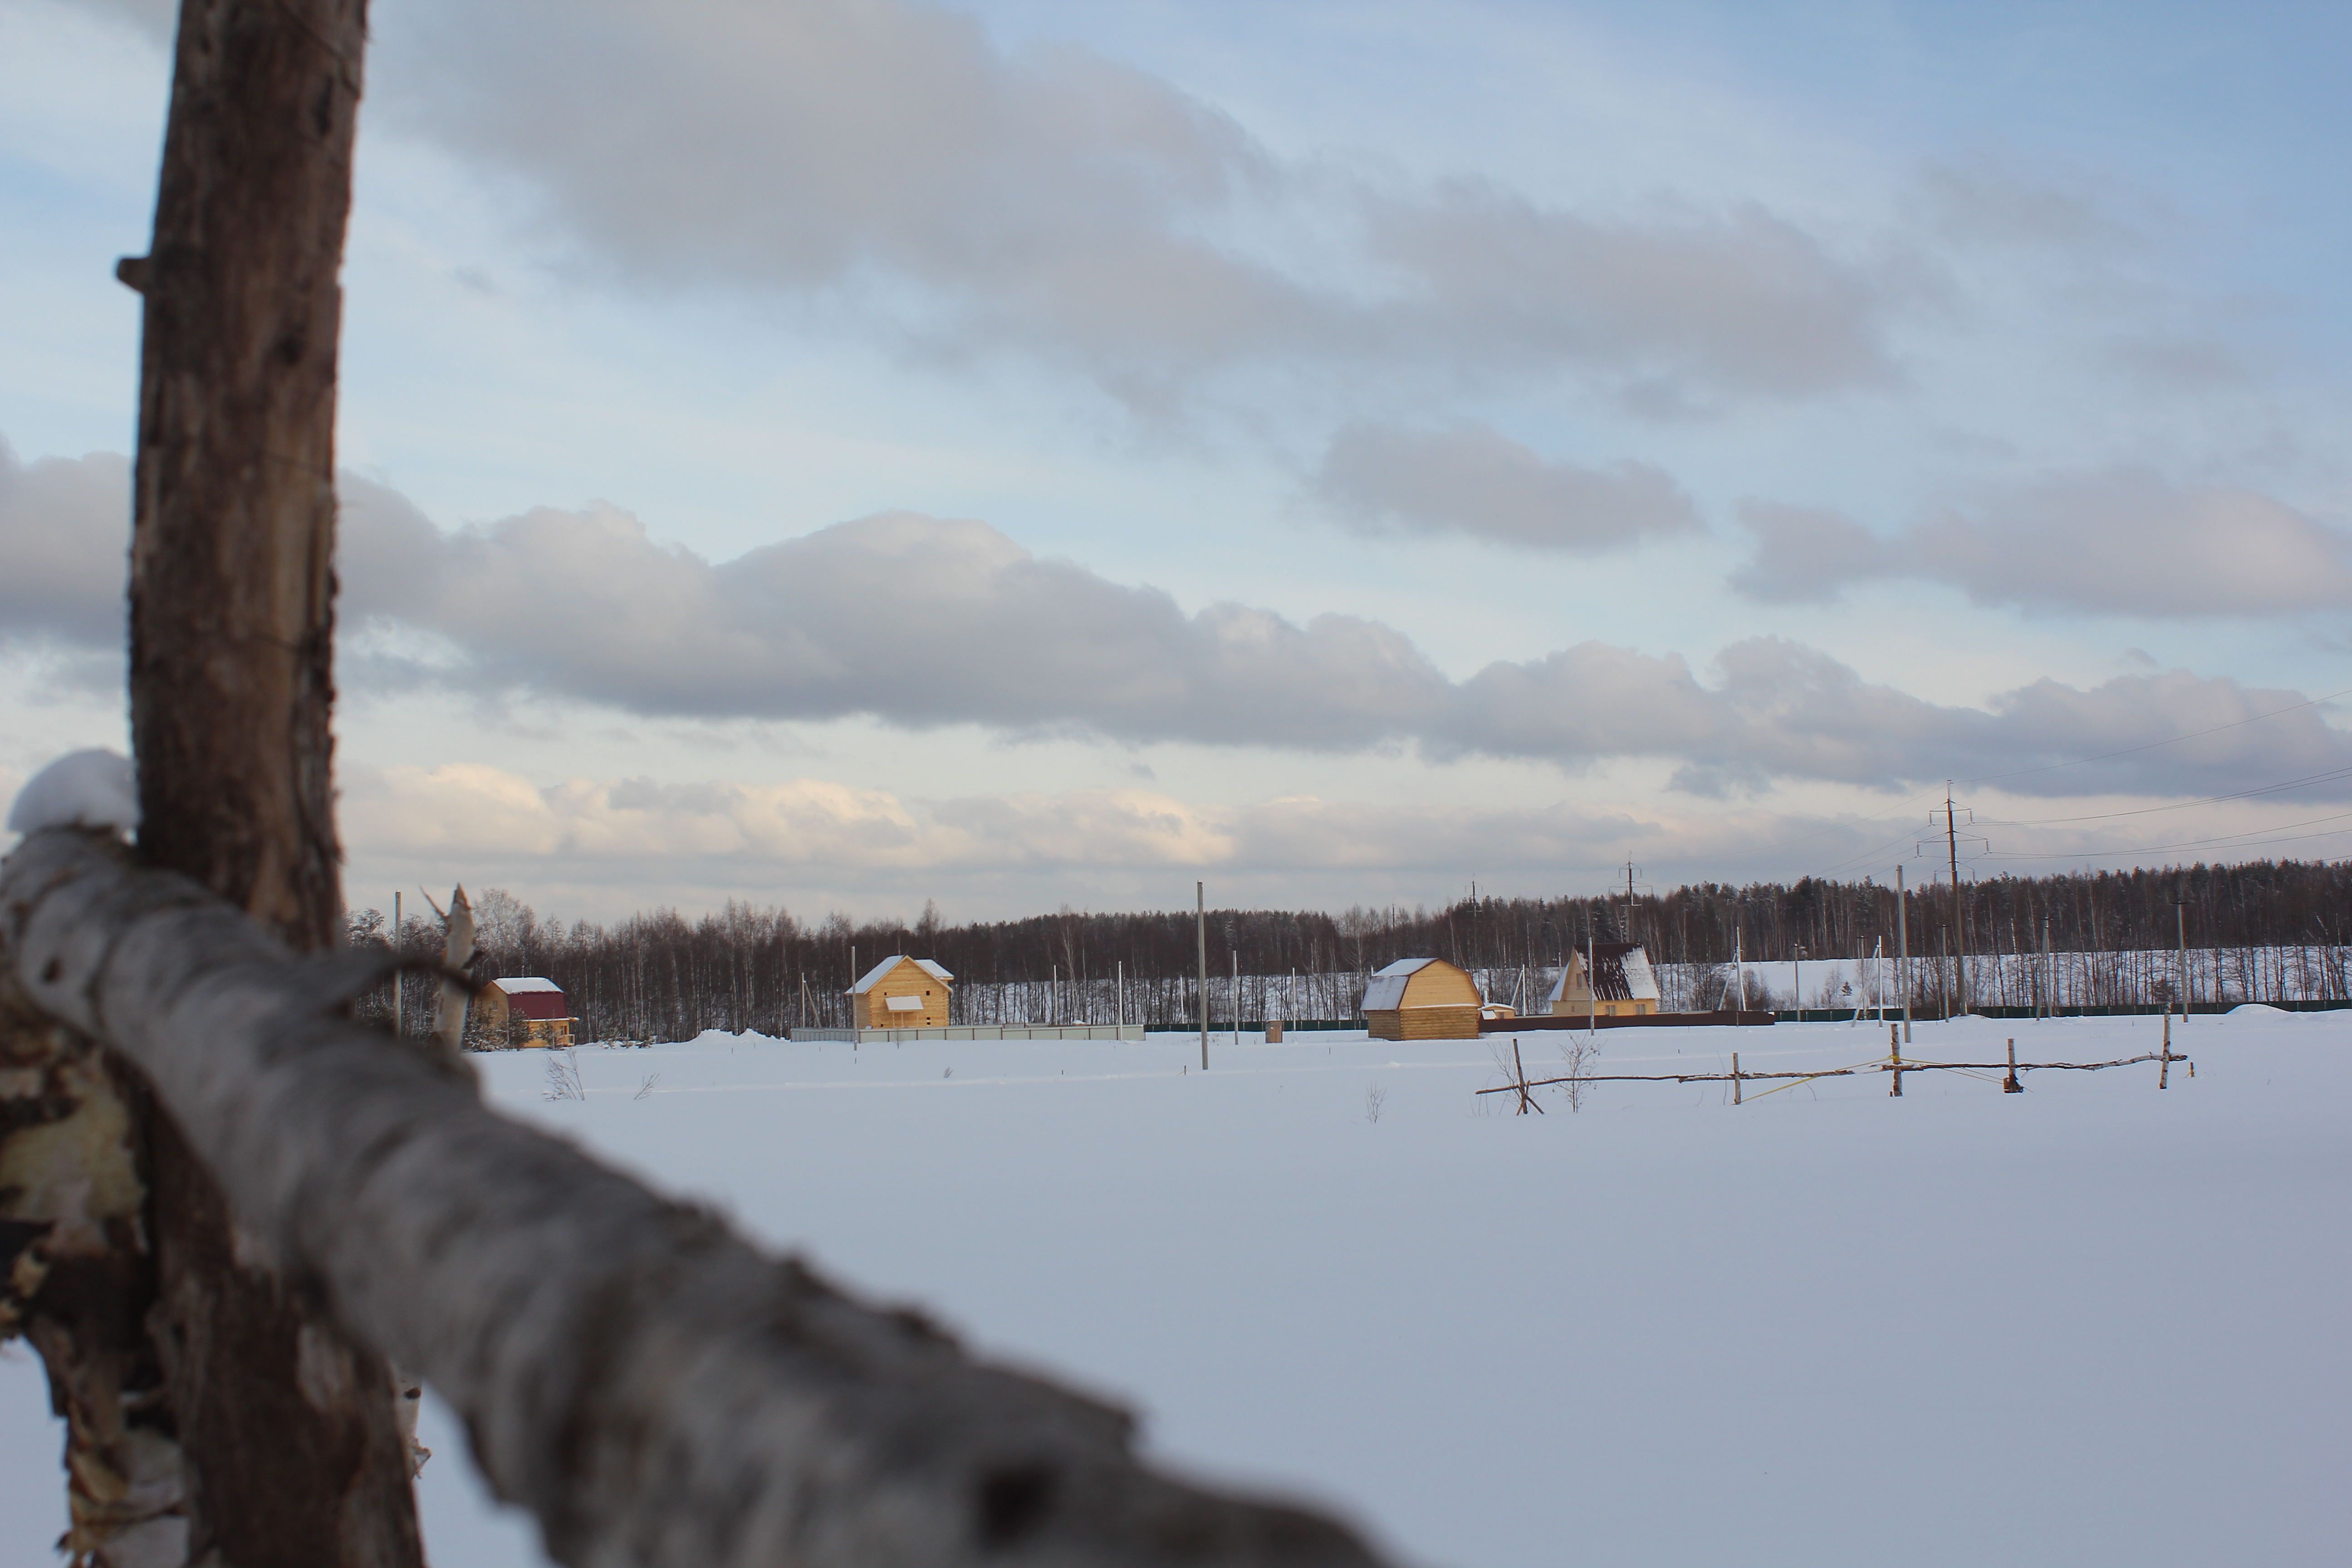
[345,858,2352,1041]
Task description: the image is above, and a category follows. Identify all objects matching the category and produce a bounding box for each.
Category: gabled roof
[492,976,563,994]
[1363,956,1442,1013]
[848,955,955,994]
[1547,943,1660,1004]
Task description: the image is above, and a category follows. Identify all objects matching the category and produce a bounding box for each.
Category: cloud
[331,481,2352,798]
[1313,422,1700,552]
[1731,471,2352,617]
[337,761,2352,925]
[1914,161,2135,254]
[339,482,1456,748]
[377,0,1900,415]
[341,762,1785,881]
[0,437,129,653]
[12,441,2342,800]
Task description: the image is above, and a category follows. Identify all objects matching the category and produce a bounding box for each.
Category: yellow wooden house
[1548,943,1660,1019]
[1362,957,1481,1040]
[848,956,954,1029]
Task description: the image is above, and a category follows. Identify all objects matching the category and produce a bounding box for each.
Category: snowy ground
[4,1009,2346,1567]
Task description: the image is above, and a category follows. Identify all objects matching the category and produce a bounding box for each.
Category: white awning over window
[885,994,925,1012]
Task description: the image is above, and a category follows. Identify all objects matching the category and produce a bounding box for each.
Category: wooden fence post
[1731,1051,1742,1105]
[2160,1012,2171,1089]
[1889,1024,1904,1098]
[2003,1037,2022,1093]
[121,1,422,1561]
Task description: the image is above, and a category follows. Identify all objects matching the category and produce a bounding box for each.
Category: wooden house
[848,956,954,1029]
[1362,957,1481,1040]
[478,977,573,1047]
[1548,943,1660,1019]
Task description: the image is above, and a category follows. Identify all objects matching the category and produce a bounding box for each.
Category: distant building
[1362,957,1481,1040]
[848,956,954,1029]
[1548,943,1660,1019]
[479,977,573,1047]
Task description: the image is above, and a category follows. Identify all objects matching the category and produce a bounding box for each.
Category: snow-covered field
[4,1010,2346,1566]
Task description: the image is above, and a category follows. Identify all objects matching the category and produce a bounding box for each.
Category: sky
[2,0,2349,926]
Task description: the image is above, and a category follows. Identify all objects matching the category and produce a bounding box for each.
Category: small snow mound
[2227,1003,2290,1016]
[7,750,139,838]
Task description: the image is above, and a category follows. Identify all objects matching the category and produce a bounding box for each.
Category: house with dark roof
[1548,943,1660,1019]
[478,976,574,1047]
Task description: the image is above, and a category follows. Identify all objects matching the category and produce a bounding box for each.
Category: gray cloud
[0,438,129,652]
[1732,470,2352,616]
[376,0,1899,414]
[333,481,2352,799]
[1914,161,2136,254]
[1313,421,1700,552]
[340,479,1454,747]
[15,443,2341,800]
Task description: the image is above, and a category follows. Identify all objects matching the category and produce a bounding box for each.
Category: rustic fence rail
[2,826,1386,1568]
[1478,1025,2190,1108]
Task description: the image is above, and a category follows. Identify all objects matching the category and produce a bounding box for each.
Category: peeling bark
[3,828,1388,1568]
[0,977,186,1568]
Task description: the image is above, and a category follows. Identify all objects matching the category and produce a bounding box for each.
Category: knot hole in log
[975,1463,1058,1549]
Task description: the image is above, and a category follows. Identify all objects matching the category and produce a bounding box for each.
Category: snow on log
[1,828,1386,1568]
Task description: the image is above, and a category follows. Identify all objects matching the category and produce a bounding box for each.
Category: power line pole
[1896,863,1912,1044]
[2173,881,2190,1022]
[1196,880,1208,1070]
[1944,782,1965,1012]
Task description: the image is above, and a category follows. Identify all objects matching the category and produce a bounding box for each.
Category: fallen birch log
[2,827,1385,1568]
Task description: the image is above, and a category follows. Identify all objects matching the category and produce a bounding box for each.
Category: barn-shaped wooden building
[478,976,574,1047]
[1548,943,1660,1019]
[848,956,954,1029]
[1362,957,1481,1040]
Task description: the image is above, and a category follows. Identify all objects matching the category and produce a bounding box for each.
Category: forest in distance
[345,859,2352,1043]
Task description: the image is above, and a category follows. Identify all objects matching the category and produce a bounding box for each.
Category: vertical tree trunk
[125,2,422,1563]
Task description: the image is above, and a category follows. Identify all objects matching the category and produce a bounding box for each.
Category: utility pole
[2173,882,2190,1022]
[1896,864,1912,1044]
[1625,859,1638,945]
[2041,915,2051,1020]
[392,888,402,1038]
[1944,782,1965,1012]
[1196,881,1208,1070]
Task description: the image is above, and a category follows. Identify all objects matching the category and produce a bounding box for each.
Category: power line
[1977,806,2352,862]
[1975,763,2352,829]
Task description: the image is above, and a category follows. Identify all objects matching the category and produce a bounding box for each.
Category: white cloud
[1313,421,1699,552]
[335,759,2352,926]
[341,760,1793,883]
[1732,471,2352,617]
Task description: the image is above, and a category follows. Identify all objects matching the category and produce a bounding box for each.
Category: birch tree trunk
[3,829,1389,1568]
[122,0,422,1561]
